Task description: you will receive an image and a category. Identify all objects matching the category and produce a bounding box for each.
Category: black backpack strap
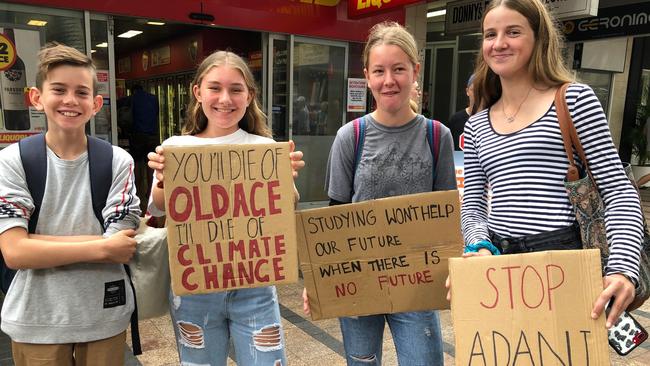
[86,135,142,355]
[4,134,47,293]
[18,133,48,234]
[87,135,113,229]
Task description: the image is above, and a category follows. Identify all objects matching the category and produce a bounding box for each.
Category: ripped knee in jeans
[177,321,205,349]
[350,354,377,363]
[252,324,283,352]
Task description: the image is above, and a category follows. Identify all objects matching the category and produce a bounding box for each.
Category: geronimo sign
[163,143,298,295]
[298,190,463,320]
[449,249,609,365]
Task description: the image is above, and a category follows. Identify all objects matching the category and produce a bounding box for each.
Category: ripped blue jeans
[339,311,443,365]
[169,286,286,366]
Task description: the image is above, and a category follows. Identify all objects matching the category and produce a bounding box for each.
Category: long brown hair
[472,0,573,113]
[183,50,271,138]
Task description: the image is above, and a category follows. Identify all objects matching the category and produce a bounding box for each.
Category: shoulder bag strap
[555,83,595,183]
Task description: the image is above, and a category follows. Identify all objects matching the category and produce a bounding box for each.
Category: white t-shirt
[147,129,274,217]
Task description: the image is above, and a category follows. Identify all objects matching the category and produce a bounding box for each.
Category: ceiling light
[91,49,96,53]
[427,9,446,18]
[96,42,108,48]
[147,21,165,26]
[27,19,47,26]
[118,30,143,38]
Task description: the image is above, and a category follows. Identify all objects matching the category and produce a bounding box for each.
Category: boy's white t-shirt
[147,129,274,217]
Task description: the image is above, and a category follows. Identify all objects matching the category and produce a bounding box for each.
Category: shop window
[576,70,612,116]
[0,5,84,147]
[291,39,347,202]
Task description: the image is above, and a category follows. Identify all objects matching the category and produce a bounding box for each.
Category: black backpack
[0,133,141,355]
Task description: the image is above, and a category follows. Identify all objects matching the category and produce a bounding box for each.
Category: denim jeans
[169,286,286,366]
[339,310,444,365]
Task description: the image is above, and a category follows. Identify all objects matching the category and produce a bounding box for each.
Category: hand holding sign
[298,190,462,320]
[162,143,298,296]
[449,249,610,365]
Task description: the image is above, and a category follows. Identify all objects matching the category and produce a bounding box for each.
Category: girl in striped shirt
[460,0,643,329]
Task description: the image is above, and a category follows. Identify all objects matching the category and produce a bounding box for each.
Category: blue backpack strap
[425,119,442,187]
[87,135,113,231]
[352,116,367,184]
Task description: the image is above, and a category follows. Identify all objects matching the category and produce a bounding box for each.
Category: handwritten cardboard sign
[449,249,609,365]
[297,190,462,320]
[163,143,298,296]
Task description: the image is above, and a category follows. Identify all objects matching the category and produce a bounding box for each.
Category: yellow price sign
[0,34,17,72]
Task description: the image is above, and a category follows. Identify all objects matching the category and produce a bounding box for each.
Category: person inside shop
[146,50,305,366]
[446,74,475,150]
[452,0,643,329]
[304,21,456,365]
[293,95,311,135]
[126,84,159,212]
[0,43,140,366]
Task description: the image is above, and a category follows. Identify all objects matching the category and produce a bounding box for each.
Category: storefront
[423,0,649,160]
[0,0,428,202]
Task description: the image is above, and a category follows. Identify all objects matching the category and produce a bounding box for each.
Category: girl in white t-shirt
[147,50,304,366]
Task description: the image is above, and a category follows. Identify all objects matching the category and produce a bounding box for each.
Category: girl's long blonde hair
[183,50,271,138]
[472,0,574,113]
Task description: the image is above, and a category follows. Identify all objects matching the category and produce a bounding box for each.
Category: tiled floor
[4,193,650,365]
[3,270,650,365]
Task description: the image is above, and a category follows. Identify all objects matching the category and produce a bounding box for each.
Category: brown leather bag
[555,83,650,311]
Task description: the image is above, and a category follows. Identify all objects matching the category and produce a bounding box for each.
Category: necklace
[502,86,533,123]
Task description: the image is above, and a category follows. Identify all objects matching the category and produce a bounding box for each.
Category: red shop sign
[348,0,422,18]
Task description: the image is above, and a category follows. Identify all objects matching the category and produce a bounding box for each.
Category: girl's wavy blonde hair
[183,50,271,138]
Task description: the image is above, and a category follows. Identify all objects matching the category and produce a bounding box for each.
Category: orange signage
[0,34,17,71]
[348,0,422,18]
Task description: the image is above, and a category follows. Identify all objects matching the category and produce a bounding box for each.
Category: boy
[0,44,141,365]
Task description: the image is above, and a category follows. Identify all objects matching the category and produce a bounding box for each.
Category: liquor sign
[445,0,490,35]
[0,34,17,71]
[562,3,650,42]
[348,0,422,18]
[544,0,598,21]
[0,27,44,146]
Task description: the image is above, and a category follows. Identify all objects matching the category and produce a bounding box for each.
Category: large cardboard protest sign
[450,249,609,365]
[163,143,297,296]
[297,190,462,320]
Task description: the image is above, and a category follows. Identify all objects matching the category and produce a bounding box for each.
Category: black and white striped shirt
[461,83,644,280]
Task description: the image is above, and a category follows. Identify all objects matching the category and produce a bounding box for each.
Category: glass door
[267,35,289,141]
[427,43,456,122]
[291,37,347,202]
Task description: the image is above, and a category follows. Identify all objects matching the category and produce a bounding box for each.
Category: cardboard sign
[297,190,462,320]
[163,143,298,296]
[449,249,609,366]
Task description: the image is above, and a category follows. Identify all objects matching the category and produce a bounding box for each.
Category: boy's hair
[471,0,573,113]
[35,43,98,95]
[183,50,271,138]
[363,21,419,69]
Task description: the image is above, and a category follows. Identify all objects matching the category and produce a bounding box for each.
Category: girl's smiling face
[193,65,252,137]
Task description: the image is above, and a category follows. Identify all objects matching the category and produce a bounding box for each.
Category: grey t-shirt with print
[0,143,141,343]
[326,114,456,203]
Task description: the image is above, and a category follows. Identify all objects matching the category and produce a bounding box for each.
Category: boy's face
[29,65,102,132]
